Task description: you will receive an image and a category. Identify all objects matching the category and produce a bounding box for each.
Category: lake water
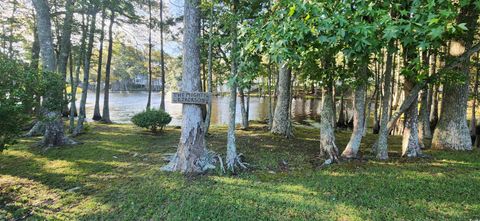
[79,91,323,126]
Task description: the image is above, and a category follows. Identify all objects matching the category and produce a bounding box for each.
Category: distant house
[131,74,163,91]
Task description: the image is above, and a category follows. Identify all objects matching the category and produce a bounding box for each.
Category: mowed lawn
[1,122,479,220]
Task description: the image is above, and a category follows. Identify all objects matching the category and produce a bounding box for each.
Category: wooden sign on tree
[172,92,211,104]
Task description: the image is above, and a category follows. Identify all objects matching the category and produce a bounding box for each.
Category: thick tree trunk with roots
[73,9,97,136]
[432,3,478,151]
[161,0,212,173]
[271,63,293,137]
[319,84,339,164]
[342,64,367,159]
[32,0,76,147]
[225,0,245,172]
[93,8,106,121]
[402,79,422,157]
[375,42,394,160]
[226,76,239,171]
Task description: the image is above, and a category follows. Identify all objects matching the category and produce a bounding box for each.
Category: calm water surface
[79,91,323,126]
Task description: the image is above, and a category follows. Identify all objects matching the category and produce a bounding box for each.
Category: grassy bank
[1,123,479,220]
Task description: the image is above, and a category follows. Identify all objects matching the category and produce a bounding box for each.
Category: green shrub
[0,55,41,152]
[131,109,172,133]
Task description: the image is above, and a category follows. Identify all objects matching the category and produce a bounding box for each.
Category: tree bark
[32,0,75,147]
[342,64,367,158]
[432,2,478,151]
[471,53,480,138]
[271,63,293,137]
[373,59,380,133]
[375,41,394,160]
[239,88,249,129]
[225,0,245,172]
[73,7,97,136]
[57,0,74,77]
[8,0,17,58]
[427,53,436,131]
[204,2,214,134]
[337,91,346,128]
[268,62,273,129]
[161,0,211,173]
[418,52,432,142]
[146,0,153,110]
[30,16,40,71]
[57,0,74,116]
[101,9,115,124]
[402,78,423,157]
[93,7,106,121]
[70,13,88,132]
[430,83,439,129]
[159,0,166,111]
[320,84,339,164]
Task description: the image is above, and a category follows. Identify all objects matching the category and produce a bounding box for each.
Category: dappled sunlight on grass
[1,122,480,220]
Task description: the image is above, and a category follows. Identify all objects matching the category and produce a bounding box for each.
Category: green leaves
[288,4,296,17]
[428,26,444,39]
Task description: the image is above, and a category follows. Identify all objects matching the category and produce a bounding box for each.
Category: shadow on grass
[1,122,480,220]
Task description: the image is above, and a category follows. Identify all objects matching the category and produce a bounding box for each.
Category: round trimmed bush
[131,109,172,133]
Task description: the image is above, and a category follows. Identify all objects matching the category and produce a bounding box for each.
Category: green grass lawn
[1,122,479,220]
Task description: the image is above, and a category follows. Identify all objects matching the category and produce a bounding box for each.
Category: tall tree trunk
[402,78,422,157]
[161,0,211,173]
[68,51,76,130]
[8,0,17,58]
[430,83,439,129]
[342,64,367,159]
[268,62,273,129]
[320,83,339,164]
[247,85,251,121]
[427,53,436,130]
[418,52,432,142]
[159,0,166,111]
[146,0,153,110]
[226,60,238,171]
[70,13,88,132]
[93,7,106,121]
[57,0,74,116]
[32,0,75,147]
[337,91,346,128]
[30,16,40,71]
[102,10,115,124]
[271,63,293,137]
[432,2,478,150]
[401,39,422,157]
[225,0,245,172]
[471,53,480,138]
[373,58,380,133]
[374,42,394,159]
[204,2,214,134]
[239,88,249,129]
[74,8,97,136]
